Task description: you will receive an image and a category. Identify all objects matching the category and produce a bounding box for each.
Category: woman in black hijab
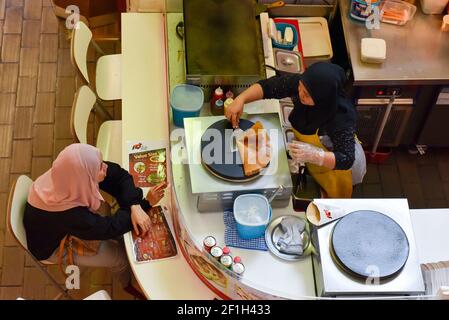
[225,62,366,198]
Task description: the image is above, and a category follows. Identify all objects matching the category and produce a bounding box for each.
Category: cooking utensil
[273,48,304,74]
[267,185,285,203]
[255,1,285,16]
[201,119,265,182]
[331,210,410,279]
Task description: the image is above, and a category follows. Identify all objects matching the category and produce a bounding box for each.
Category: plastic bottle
[213,99,224,116]
[210,87,224,115]
[224,98,234,114]
[225,90,234,99]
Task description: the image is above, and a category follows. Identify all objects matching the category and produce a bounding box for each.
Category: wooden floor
[0,0,133,300]
[0,0,448,300]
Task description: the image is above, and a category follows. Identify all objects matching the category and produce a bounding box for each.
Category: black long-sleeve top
[257,76,355,170]
[23,161,151,260]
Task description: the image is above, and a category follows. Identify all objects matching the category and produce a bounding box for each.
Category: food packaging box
[380,0,417,26]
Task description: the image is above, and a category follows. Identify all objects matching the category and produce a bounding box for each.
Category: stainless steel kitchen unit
[339,0,449,86]
[311,199,425,297]
[183,113,292,212]
[183,0,265,97]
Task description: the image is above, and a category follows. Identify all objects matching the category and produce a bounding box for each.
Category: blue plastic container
[170,84,204,127]
[234,194,272,240]
[350,0,382,22]
[272,22,298,51]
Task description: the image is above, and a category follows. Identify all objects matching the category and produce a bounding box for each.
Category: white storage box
[361,38,386,64]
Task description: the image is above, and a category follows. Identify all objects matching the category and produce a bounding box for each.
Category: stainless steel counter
[340,0,449,86]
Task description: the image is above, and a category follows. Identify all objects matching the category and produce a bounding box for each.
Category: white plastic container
[380,0,417,25]
[420,0,449,14]
[233,194,272,239]
[361,38,387,64]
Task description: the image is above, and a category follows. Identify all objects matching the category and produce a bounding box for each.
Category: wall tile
[37,63,57,92]
[23,0,42,20]
[4,6,23,34]
[33,92,55,123]
[41,6,58,34]
[33,124,53,156]
[39,34,58,62]
[0,94,16,124]
[16,77,37,107]
[10,139,32,173]
[13,107,33,138]
[0,125,13,158]
[1,246,25,286]
[0,63,19,92]
[19,47,39,77]
[21,20,40,48]
[1,34,21,62]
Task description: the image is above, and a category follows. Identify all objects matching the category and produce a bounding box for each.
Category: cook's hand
[225,97,244,129]
[146,182,168,206]
[130,205,151,236]
[287,140,325,167]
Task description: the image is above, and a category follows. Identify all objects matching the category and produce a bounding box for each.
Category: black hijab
[288,62,356,135]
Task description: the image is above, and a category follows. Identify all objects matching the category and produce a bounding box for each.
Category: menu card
[132,206,177,263]
[128,141,167,188]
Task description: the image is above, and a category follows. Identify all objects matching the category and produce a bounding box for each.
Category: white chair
[71,85,122,165]
[83,290,112,300]
[7,175,73,300]
[71,20,122,102]
[16,290,111,300]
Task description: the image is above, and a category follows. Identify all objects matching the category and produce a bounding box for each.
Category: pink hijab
[28,143,104,212]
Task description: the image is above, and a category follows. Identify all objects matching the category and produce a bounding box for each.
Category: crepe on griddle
[236,121,271,176]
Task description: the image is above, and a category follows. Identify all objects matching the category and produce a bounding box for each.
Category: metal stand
[94,101,113,120]
[29,254,73,300]
[371,93,397,155]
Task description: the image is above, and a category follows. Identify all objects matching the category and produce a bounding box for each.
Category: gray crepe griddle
[200,119,264,182]
[330,210,410,280]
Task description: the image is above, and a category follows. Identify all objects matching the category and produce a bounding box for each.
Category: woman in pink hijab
[24,143,166,299]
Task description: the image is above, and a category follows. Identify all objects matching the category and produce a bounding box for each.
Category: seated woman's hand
[146,182,168,206]
[130,205,151,236]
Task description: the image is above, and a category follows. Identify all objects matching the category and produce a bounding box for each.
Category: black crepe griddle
[330,210,410,280]
[200,119,266,182]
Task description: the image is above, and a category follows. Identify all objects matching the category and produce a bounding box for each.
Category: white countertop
[121,12,215,300]
[171,160,317,299]
[410,209,449,264]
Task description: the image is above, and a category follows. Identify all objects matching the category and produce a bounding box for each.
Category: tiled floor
[0,0,133,300]
[0,0,448,301]
[355,148,449,208]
